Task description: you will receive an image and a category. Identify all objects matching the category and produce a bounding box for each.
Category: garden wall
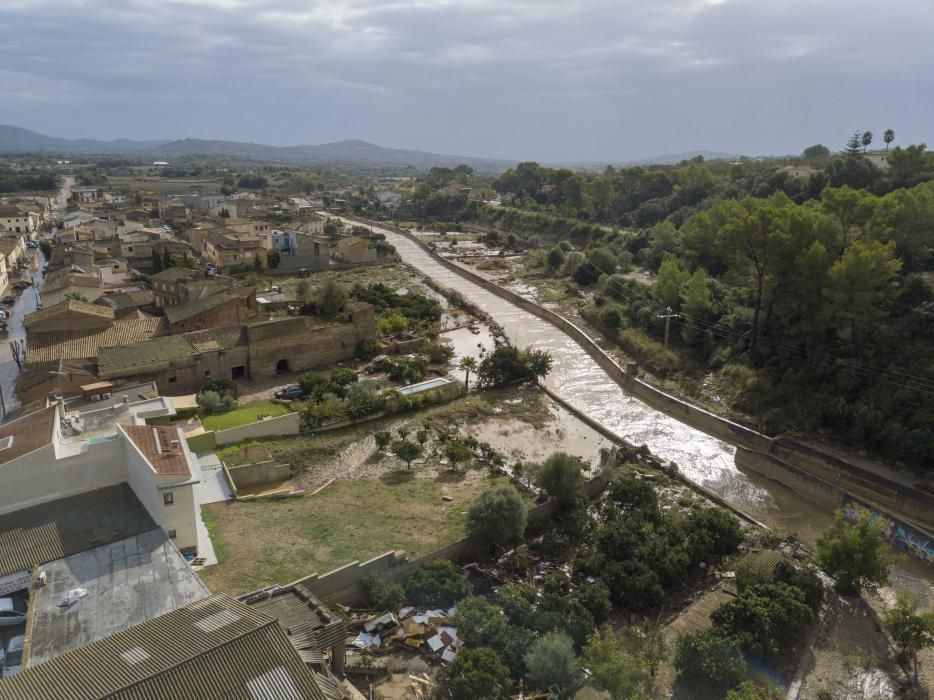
[215,412,301,445]
[228,460,292,489]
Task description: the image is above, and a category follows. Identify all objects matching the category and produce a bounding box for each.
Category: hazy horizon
[2,0,932,163]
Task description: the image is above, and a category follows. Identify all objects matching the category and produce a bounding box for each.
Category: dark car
[274,385,305,400]
[1,297,14,306]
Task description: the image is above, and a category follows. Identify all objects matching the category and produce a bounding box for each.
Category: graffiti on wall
[843,497,934,567]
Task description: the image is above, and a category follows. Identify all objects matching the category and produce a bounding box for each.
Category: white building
[0,389,205,554]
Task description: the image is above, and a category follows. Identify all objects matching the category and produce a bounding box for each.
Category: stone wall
[169,297,248,334]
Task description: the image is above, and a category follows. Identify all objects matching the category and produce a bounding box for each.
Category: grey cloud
[0,0,931,161]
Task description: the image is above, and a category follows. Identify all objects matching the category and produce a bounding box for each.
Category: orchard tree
[524,632,577,692]
[582,626,650,699]
[391,439,422,469]
[816,510,894,594]
[405,559,470,608]
[439,647,512,700]
[467,484,528,549]
[374,431,391,452]
[533,452,584,510]
[444,440,473,471]
[674,630,746,694]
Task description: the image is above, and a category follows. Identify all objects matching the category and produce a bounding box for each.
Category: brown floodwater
[343,218,934,604]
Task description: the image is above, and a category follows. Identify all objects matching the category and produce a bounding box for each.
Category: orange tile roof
[123,425,191,477]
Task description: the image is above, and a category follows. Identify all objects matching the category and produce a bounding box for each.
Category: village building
[72,186,101,204]
[39,268,103,306]
[203,230,267,270]
[0,205,40,237]
[269,230,330,272]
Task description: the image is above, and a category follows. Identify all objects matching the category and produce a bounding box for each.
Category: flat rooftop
[26,528,210,668]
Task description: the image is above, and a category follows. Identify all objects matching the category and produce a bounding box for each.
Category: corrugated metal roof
[0,594,328,700]
[0,484,155,579]
[27,318,168,363]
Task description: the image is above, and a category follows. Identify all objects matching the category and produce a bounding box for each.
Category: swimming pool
[397,378,452,395]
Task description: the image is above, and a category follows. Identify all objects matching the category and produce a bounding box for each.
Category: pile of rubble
[347,606,461,666]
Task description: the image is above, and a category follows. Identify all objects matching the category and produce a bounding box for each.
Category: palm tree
[861,130,873,153]
[884,129,895,151]
[459,356,478,391]
[65,292,88,302]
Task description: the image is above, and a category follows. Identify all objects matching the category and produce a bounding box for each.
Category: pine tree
[844,132,864,156]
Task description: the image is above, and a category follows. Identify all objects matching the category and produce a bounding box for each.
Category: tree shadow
[435,470,467,484]
[380,469,415,485]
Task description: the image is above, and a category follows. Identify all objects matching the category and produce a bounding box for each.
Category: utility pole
[657,306,680,350]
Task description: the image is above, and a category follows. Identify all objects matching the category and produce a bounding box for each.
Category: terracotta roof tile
[123,425,191,476]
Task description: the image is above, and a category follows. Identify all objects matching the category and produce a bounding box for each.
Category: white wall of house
[0,439,126,516]
[121,426,199,553]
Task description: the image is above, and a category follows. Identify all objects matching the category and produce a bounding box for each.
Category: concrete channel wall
[353,217,934,530]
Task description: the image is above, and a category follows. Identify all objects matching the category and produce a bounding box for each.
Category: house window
[168,376,177,383]
[163,492,174,506]
[168,529,177,539]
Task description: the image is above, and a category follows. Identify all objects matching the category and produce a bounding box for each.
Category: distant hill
[0,125,516,172]
[0,124,170,155]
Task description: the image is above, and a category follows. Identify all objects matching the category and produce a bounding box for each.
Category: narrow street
[0,177,69,419]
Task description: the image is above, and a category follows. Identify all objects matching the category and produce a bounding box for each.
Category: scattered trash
[59,588,89,607]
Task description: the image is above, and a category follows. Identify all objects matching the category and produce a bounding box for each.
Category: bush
[532,452,584,510]
[331,367,358,386]
[361,574,405,610]
[405,559,471,608]
[577,582,612,624]
[524,632,578,692]
[439,647,512,700]
[197,389,234,415]
[467,484,528,549]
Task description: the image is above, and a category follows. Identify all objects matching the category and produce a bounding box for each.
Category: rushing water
[343,218,934,601]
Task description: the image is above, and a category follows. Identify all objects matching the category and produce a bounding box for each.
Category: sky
[1,0,932,163]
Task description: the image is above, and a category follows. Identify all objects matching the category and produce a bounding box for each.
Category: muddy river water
[344,218,933,603]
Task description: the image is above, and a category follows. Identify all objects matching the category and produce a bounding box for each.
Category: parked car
[274,385,305,400]
[1,297,15,306]
[0,599,27,627]
[1,633,24,677]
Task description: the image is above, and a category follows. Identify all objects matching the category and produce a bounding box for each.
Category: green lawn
[198,474,523,595]
[201,400,293,431]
